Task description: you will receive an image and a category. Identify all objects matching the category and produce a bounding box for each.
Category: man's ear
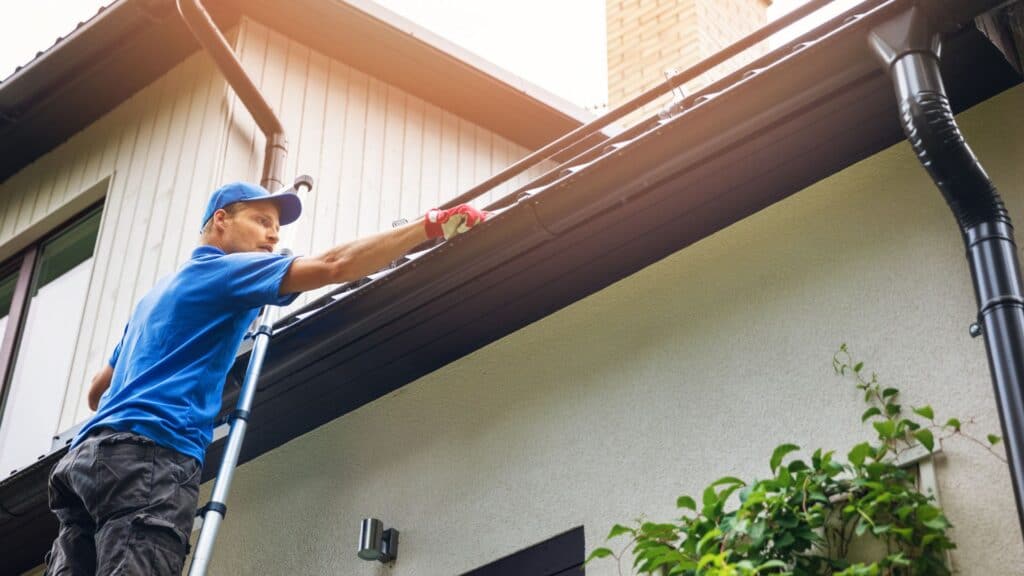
[213,208,229,230]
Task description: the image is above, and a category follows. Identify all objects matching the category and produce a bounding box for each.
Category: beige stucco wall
[200,83,1024,575]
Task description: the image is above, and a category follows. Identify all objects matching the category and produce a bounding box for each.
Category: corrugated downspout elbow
[871,5,1024,544]
[870,7,1006,232]
[176,0,287,191]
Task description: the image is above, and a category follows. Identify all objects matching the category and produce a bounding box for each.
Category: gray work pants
[44,428,201,575]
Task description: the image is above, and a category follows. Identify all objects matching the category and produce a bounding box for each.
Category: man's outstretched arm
[280,204,488,295]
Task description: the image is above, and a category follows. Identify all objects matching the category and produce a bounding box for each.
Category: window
[461,526,585,576]
[0,204,103,476]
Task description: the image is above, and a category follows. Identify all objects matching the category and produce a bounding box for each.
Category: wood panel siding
[219,18,549,310]
[0,16,549,447]
[58,50,235,432]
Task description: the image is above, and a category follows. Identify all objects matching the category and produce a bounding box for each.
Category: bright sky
[0,0,861,109]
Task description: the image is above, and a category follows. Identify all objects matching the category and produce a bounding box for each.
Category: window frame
[0,201,105,430]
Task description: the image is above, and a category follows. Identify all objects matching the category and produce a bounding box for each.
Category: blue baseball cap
[201,182,302,231]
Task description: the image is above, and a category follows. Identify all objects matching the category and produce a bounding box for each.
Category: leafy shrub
[589,345,1004,575]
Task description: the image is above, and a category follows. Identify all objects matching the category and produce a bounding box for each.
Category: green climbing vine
[588,345,1005,575]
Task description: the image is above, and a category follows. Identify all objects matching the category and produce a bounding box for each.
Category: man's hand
[424,204,491,240]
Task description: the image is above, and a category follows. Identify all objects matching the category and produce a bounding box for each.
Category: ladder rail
[188,176,313,576]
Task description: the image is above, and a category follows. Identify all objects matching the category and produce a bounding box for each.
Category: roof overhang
[1,1,1021,573]
[0,0,589,184]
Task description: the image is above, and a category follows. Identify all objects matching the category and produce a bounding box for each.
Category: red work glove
[424,204,491,240]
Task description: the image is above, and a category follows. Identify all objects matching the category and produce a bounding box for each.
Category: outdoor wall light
[357,518,399,563]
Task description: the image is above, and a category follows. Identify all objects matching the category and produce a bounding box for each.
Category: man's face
[218,200,281,254]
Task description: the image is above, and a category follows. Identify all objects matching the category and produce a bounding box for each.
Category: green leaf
[873,420,895,439]
[891,527,914,540]
[854,362,864,373]
[855,517,869,536]
[989,434,1002,446]
[912,405,935,420]
[875,444,890,461]
[770,444,800,474]
[945,418,962,431]
[861,407,882,422]
[788,459,809,473]
[742,489,766,507]
[756,559,788,573]
[916,504,940,521]
[747,521,768,547]
[914,429,935,452]
[882,387,899,399]
[702,484,718,510]
[888,552,911,567]
[607,524,633,539]
[848,442,873,467]
[676,495,696,511]
[586,547,613,562]
[812,448,823,469]
[775,532,796,548]
[697,528,723,554]
[709,476,746,488]
[697,552,719,570]
[923,515,949,531]
[777,465,793,488]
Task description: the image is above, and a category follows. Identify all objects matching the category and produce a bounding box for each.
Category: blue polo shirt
[74,245,299,464]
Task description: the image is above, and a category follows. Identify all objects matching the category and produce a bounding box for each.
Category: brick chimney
[607,0,770,108]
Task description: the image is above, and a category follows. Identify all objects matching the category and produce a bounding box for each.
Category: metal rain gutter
[176,0,287,192]
[281,0,899,321]
[253,0,1005,422]
[870,3,1024,541]
[434,0,840,212]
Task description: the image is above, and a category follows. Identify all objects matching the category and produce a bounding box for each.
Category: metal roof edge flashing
[0,0,585,183]
[242,1,901,420]
[0,0,140,88]
[246,0,1023,409]
[254,201,557,390]
[523,0,903,237]
[256,0,1017,387]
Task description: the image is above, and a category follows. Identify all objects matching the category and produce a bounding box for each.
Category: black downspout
[176,0,288,192]
[870,6,1024,540]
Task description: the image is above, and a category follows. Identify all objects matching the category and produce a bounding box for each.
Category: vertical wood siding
[220,18,551,308]
[0,17,552,440]
[57,50,235,431]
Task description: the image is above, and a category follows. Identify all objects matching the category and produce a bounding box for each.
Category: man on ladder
[43,181,487,575]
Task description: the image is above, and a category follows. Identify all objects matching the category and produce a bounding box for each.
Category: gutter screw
[969,322,982,338]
